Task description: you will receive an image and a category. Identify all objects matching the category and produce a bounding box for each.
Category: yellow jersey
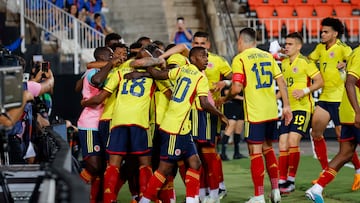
[232,47,282,123]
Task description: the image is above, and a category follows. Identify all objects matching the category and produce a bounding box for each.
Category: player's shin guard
[263,148,279,189]
[203,151,220,191]
[250,153,265,196]
[313,137,328,170]
[158,175,175,203]
[103,165,120,203]
[317,167,337,188]
[177,160,186,183]
[288,146,300,178]
[185,168,200,198]
[278,150,289,182]
[139,165,153,195]
[90,176,101,203]
[142,170,166,201]
[352,152,360,170]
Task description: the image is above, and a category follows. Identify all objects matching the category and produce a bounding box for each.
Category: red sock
[203,152,220,190]
[177,160,187,183]
[264,148,279,189]
[199,165,207,189]
[103,165,120,203]
[288,146,300,178]
[185,168,200,198]
[143,170,166,200]
[139,165,153,195]
[216,153,224,183]
[352,152,360,170]
[313,137,328,170]
[250,153,264,196]
[90,176,101,203]
[80,169,92,184]
[158,175,174,203]
[317,167,337,187]
[278,150,289,182]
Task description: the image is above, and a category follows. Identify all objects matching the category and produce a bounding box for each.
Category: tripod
[0,128,14,203]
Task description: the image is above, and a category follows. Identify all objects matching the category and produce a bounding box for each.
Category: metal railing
[214,0,238,60]
[19,0,106,74]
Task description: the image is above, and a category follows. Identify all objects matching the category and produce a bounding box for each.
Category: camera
[41,62,49,72]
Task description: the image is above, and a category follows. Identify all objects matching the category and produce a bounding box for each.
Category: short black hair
[94,13,101,19]
[109,43,128,52]
[94,47,111,61]
[177,17,184,21]
[193,31,209,40]
[105,33,122,45]
[286,32,303,45]
[239,27,256,43]
[189,47,206,63]
[321,17,344,38]
[128,42,143,58]
[165,43,176,52]
[136,36,152,45]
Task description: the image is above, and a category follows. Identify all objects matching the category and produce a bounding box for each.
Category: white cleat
[270,189,281,203]
[244,195,265,203]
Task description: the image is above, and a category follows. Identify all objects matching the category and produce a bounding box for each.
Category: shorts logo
[175,149,181,156]
[94,145,101,152]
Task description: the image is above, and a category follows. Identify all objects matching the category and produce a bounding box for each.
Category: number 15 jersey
[231,47,282,123]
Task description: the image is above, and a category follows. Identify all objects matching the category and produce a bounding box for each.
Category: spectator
[65,0,85,12]
[171,17,192,48]
[91,13,112,35]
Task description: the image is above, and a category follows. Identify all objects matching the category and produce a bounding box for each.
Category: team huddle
[76,17,360,203]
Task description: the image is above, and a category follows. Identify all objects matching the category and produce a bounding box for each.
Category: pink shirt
[27,81,41,97]
[77,69,104,130]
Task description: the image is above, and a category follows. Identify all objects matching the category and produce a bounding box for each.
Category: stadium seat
[295,5,315,17]
[267,0,286,5]
[306,0,325,4]
[314,5,334,17]
[276,5,296,18]
[333,4,353,17]
[255,6,276,18]
[325,0,343,4]
[262,18,283,38]
[283,19,303,33]
[343,18,359,37]
[304,18,322,37]
[248,0,266,9]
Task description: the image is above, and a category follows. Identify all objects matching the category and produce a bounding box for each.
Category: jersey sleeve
[103,70,121,94]
[196,76,209,97]
[86,68,100,87]
[218,56,232,77]
[347,49,360,80]
[306,61,321,79]
[308,44,321,62]
[168,67,181,81]
[272,57,283,79]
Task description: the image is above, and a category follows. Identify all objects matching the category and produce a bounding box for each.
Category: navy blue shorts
[340,124,360,144]
[279,110,311,137]
[159,131,198,163]
[317,101,340,126]
[244,120,278,143]
[78,129,104,159]
[107,126,151,156]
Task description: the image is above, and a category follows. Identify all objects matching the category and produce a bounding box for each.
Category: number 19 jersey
[231,47,282,123]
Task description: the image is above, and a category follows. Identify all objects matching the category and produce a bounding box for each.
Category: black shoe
[220,154,229,161]
[233,153,247,159]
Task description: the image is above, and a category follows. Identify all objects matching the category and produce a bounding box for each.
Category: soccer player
[77,47,114,203]
[139,47,229,203]
[278,32,323,194]
[305,45,360,203]
[160,31,233,199]
[218,28,292,203]
[308,17,360,189]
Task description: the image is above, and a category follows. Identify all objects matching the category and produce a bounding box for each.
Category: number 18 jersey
[231,47,282,123]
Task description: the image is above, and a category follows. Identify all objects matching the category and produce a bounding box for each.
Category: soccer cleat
[130,200,138,203]
[270,189,281,203]
[305,188,324,203]
[220,154,229,161]
[233,153,247,159]
[203,196,220,203]
[279,181,295,194]
[244,195,265,203]
[352,173,360,191]
[218,189,227,199]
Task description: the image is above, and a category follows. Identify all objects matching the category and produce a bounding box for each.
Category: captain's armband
[232,73,245,84]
